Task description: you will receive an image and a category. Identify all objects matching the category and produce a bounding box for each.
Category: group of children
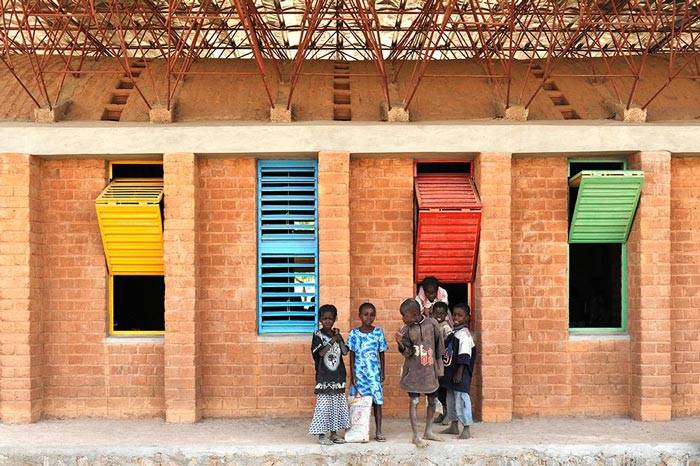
[309,277,477,447]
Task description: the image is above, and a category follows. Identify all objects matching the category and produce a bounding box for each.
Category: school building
[0,0,699,426]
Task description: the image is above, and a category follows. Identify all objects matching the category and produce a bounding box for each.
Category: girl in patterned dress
[309,304,351,445]
[348,302,389,441]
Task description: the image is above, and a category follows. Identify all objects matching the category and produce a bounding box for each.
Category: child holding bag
[348,302,388,441]
[309,304,351,445]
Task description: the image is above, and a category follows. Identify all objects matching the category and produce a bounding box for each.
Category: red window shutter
[415,174,482,283]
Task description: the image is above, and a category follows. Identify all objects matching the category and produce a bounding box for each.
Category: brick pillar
[318,152,351,332]
[163,153,200,423]
[0,154,43,423]
[628,151,672,421]
[474,152,513,422]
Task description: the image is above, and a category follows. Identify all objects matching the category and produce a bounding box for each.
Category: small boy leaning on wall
[440,303,477,440]
[395,298,445,448]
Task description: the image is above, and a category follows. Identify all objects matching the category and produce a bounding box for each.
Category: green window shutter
[568,170,644,244]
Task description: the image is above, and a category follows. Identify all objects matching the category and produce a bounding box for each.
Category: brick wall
[511,157,569,415]
[0,153,43,422]
[349,157,414,415]
[511,157,631,417]
[196,157,314,417]
[474,152,513,421]
[1,152,699,422]
[628,151,672,421]
[671,156,700,417]
[568,339,629,416]
[318,152,351,332]
[42,159,164,418]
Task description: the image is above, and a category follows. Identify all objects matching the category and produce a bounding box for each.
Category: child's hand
[394,331,404,345]
[452,367,464,384]
[331,328,341,342]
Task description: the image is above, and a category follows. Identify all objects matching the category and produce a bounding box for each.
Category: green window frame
[568,159,633,333]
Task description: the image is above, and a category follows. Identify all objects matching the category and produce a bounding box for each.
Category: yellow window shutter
[95,178,164,275]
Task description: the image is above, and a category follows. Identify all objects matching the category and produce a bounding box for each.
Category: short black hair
[422,276,439,290]
[432,301,448,314]
[319,304,338,320]
[452,302,470,317]
[358,302,376,315]
[400,299,420,316]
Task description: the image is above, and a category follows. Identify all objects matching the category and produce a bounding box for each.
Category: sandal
[375,433,387,442]
[330,434,346,444]
[319,434,334,446]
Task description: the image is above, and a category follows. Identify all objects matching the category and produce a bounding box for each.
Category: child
[440,303,477,440]
[415,276,449,318]
[415,276,449,317]
[348,302,388,441]
[309,304,351,445]
[395,298,445,448]
[431,301,452,425]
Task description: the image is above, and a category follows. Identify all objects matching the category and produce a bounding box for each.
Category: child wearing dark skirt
[309,304,351,445]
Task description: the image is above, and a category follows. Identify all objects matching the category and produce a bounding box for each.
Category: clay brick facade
[0,152,699,423]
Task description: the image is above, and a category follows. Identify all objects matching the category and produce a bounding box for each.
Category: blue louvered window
[257,160,318,333]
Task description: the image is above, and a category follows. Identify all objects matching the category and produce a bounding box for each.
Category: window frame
[567,159,628,334]
[256,159,319,334]
[108,275,165,337]
[104,160,165,337]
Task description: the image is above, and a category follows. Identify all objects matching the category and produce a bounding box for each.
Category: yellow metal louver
[96,178,164,275]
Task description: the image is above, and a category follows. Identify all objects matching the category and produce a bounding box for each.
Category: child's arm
[334,330,349,355]
[379,351,385,382]
[349,351,356,387]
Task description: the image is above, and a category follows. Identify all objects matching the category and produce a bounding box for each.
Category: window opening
[568,161,627,331]
[110,161,163,180]
[111,275,165,333]
[257,160,318,334]
[414,160,481,284]
[99,161,165,336]
[416,161,471,175]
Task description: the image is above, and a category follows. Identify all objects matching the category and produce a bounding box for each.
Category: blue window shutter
[257,160,318,333]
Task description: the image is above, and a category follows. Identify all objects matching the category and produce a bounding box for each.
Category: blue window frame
[257,160,319,334]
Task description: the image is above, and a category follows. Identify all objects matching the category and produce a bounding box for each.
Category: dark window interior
[569,244,622,328]
[113,275,165,332]
[111,163,163,179]
[568,161,623,224]
[568,161,624,329]
[416,161,471,175]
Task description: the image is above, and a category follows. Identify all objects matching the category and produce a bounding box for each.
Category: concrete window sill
[568,332,630,341]
[105,336,164,345]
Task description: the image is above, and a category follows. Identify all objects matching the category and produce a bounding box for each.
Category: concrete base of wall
[33,101,70,123]
[270,105,293,122]
[381,103,410,122]
[1,418,698,466]
[504,105,529,121]
[149,105,173,123]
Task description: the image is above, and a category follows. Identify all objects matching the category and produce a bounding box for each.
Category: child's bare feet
[441,421,460,435]
[318,434,334,446]
[412,435,428,448]
[459,426,471,440]
[423,431,443,442]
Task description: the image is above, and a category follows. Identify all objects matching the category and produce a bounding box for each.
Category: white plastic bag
[435,398,444,416]
[344,394,373,443]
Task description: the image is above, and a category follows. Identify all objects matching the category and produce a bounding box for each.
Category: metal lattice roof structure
[1,0,699,115]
